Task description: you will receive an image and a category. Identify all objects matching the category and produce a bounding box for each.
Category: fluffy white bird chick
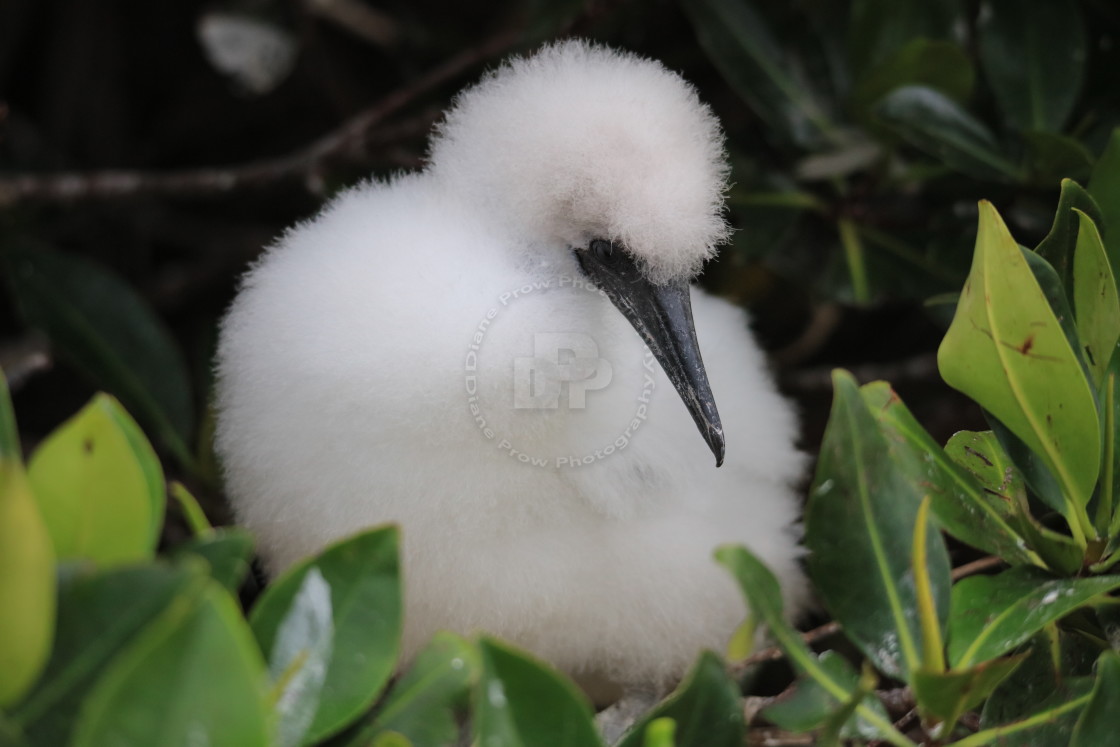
[215,40,807,691]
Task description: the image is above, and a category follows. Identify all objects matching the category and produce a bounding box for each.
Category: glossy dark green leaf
[71,582,271,747]
[0,713,28,747]
[474,637,602,747]
[2,243,194,465]
[978,0,1087,132]
[850,39,973,117]
[250,526,401,744]
[0,371,16,462]
[808,370,951,680]
[864,385,1035,565]
[846,0,961,80]
[911,654,1025,736]
[1070,652,1120,746]
[939,202,1099,542]
[1089,129,1120,279]
[976,633,1094,746]
[876,86,1021,180]
[171,528,253,592]
[27,394,162,566]
[272,568,334,747]
[948,566,1120,667]
[12,563,205,745]
[616,651,742,747]
[1103,346,1120,544]
[1036,179,1106,298]
[682,0,837,149]
[1024,132,1094,184]
[762,652,886,742]
[340,632,478,747]
[715,545,911,746]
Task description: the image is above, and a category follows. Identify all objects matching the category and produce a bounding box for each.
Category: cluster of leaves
[0,373,765,746]
[684,0,1120,305]
[733,130,1120,744]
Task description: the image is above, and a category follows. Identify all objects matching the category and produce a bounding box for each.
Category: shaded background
[3,0,1116,526]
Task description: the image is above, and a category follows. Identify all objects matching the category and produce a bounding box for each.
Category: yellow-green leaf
[938,201,1099,543]
[27,394,163,566]
[1072,209,1120,386]
[0,375,56,707]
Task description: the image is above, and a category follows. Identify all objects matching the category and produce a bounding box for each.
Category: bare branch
[0,27,520,208]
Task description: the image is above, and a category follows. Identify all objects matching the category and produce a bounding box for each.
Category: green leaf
[978,0,1087,132]
[1035,179,1106,298]
[938,201,1099,544]
[27,394,162,566]
[1023,132,1094,184]
[1071,652,1120,746]
[948,566,1120,668]
[169,481,212,536]
[474,637,602,747]
[71,582,271,747]
[0,372,17,462]
[343,632,478,747]
[1089,129,1120,275]
[911,655,1026,737]
[11,562,204,745]
[0,431,55,708]
[762,652,887,742]
[616,651,742,747]
[271,568,333,747]
[640,719,675,747]
[250,526,401,744]
[972,634,1094,746]
[875,86,1021,180]
[171,529,253,592]
[851,39,973,117]
[942,430,1024,519]
[846,0,961,80]
[807,370,951,680]
[0,713,28,747]
[682,0,837,148]
[715,545,915,747]
[2,244,195,466]
[865,385,1036,566]
[1072,209,1120,386]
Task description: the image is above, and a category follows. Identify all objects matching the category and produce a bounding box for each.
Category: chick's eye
[590,239,615,263]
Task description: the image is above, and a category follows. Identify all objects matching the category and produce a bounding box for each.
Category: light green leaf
[715,545,915,747]
[250,526,401,744]
[617,651,743,747]
[938,201,1099,543]
[27,394,162,566]
[1071,652,1120,746]
[948,567,1120,668]
[875,86,1021,180]
[978,0,1087,132]
[0,378,55,707]
[807,370,951,680]
[1072,209,1119,385]
[474,637,602,747]
[71,582,271,747]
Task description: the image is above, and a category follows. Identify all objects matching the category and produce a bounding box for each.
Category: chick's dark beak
[576,239,725,466]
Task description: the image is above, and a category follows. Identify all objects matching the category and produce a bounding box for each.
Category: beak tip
[709,431,725,468]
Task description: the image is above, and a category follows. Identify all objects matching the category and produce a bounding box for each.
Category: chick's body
[216,41,807,688]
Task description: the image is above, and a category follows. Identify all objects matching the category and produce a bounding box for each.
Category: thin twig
[0,27,521,208]
[951,555,1003,581]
